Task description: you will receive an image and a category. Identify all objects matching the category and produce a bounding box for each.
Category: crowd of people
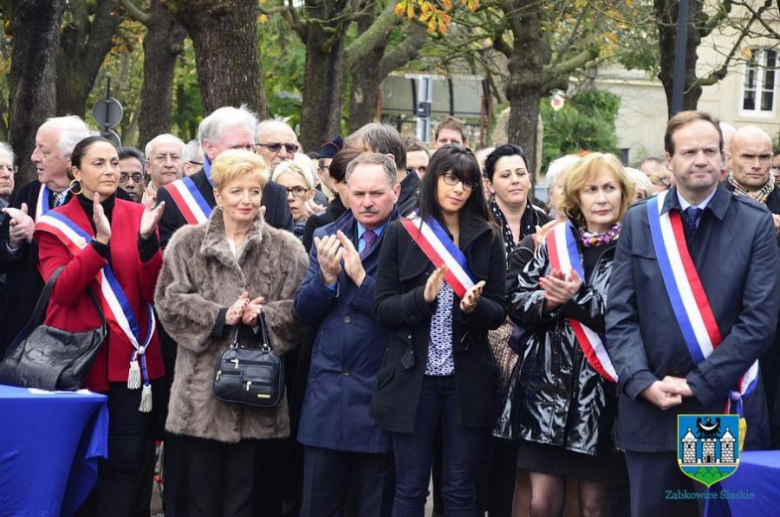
[1,108,779,517]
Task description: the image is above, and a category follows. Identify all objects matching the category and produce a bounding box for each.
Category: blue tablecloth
[0,384,108,517]
[709,450,780,516]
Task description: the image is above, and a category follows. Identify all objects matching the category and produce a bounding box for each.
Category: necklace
[577,223,621,247]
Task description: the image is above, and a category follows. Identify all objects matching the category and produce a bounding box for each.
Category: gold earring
[69,178,83,196]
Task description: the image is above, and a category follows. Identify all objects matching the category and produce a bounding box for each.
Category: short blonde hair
[211,149,267,191]
[271,161,314,189]
[560,153,635,228]
[625,167,653,200]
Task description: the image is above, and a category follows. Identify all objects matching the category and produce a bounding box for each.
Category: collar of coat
[662,184,729,221]
[200,206,265,267]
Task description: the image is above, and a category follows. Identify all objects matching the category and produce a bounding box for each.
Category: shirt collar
[677,187,716,212]
[664,184,730,220]
[357,221,387,240]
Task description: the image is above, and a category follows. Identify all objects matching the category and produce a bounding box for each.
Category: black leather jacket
[495,226,617,456]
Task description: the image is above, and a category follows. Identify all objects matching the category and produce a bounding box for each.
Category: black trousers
[185,436,258,517]
[624,450,704,517]
[300,445,394,517]
[77,383,157,517]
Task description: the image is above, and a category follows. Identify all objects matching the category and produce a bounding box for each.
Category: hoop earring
[69,178,83,196]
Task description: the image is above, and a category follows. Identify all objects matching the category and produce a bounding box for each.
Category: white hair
[0,142,15,163]
[256,119,297,143]
[625,167,653,198]
[271,160,315,189]
[546,154,582,192]
[43,116,91,157]
[183,139,203,163]
[198,105,258,147]
[145,133,186,158]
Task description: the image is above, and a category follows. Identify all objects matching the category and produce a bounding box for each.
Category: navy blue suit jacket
[606,185,779,452]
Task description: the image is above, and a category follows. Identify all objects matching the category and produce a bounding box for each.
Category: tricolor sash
[647,191,758,414]
[165,176,212,225]
[35,211,156,411]
[35,183,69,221]
[546,222,618,383]
[400,213,476,298]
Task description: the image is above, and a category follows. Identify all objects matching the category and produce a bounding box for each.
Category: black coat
[397,171,420,216]
[301,195,347,252]
[496,227,617,456]
[156,167,293,248]
[370,215,507,433]
[606,186,779,452]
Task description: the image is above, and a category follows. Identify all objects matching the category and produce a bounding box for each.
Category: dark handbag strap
[230,313,274,351]
[24,266,106,334]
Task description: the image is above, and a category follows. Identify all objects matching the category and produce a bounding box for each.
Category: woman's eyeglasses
[441,172,476,191]
[285,186,308,197]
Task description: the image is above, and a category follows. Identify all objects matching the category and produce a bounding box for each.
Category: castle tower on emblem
[682,428,697,464]
[701,437,716,463]
[721,428,736,463]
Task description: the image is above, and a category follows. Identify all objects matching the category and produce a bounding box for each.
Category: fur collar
[201,206,266,269]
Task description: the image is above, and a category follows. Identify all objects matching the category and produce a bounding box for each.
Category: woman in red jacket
[34,135,165,517]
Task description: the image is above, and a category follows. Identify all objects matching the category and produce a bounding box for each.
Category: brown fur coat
[154,207,308,443]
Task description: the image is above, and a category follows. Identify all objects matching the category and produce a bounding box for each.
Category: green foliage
[259,15,305,126]
[540,89,621,172]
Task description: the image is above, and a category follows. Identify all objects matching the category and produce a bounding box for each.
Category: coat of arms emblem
[677,414,741,487]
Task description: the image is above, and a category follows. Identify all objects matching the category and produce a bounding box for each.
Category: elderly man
[118,147,146,203]
[256,119,300,170]
[606,111,779,515]
[182,139,204,177]
[0,143,14,298]
[347,123,419,216]
[295,153,399,517]
[156,106,293,247]
[143,133,185,203]
[0,116,91,356]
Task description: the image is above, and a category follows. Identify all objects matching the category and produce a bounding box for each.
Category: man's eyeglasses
[153,154,182,164]
[0,164,18,175]
[120,172,145,183]
[257,142,299,154]
[441,172,476,191]
[285,186,309,197]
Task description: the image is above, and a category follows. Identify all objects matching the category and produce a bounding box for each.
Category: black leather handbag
[0,267,107,390]
[213,313,284,408]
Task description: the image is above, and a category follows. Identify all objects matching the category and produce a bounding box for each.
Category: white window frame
[739,48,778,119]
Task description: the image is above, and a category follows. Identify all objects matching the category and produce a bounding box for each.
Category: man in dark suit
[606,111,779,515]
[294,153,400,517]
[0,116,91,357]
[154,106,293,517]
[156,106,292,247]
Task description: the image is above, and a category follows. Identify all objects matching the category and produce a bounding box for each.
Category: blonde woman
[272,161,316,240]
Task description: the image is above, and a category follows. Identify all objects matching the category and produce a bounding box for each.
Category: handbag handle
[27,266,106,331]
[229,312,273,351]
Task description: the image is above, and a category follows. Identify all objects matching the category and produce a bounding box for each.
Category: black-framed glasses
[285,186,308,197]
[441,172,476,191]
[257,142,299,154]
[0,164,18,175]
[120,172,144,183]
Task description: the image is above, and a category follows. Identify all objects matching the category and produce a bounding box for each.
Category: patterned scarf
[576,223,621,247]
[489,198,538,257]
[727,171,775,205]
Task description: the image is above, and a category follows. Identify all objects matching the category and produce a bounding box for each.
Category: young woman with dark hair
[371,144,507,516]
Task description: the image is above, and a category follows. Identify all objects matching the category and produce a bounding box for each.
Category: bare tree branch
[119,0,152,25]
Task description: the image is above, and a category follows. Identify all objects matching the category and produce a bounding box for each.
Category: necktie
[686,207,703,235]
[360,229,377,259]
[52,192,66,208]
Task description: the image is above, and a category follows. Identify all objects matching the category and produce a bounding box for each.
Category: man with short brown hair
[434,116,468,149]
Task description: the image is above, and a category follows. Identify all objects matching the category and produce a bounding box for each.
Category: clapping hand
[226,291,250,325]
[241,296,265,326]
[303,199,326,218]
[337,230,366,287]
[140,197,165,239]
[424,265,448,303]
[3,202,35,248]
[460,280,486,314]
[93,193,112,244]
[539,269,582,309]
[314,234,343,285]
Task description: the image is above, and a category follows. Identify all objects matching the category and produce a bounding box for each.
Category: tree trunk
[506,89,543,174]
[8,0,65,189]
[55,0,122,118]
[165,0,266,119]
[137,0,187,150]
[655,0,704,117]
[299,0,347,153]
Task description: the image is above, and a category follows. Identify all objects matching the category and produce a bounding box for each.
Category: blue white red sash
[546,222,618,383]
[647,191,758,413]
[35,211,156,409]
[35,183,69,221]
[400,212,476,299]
[164,176,212,225]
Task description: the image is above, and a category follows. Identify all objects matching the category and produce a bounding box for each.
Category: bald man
[725,124,780,448]
[256,120,300,170]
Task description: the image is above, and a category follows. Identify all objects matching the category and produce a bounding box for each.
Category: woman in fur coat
[154,149,308,517]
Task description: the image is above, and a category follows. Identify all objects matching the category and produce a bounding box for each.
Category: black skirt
[515,440,627,485]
